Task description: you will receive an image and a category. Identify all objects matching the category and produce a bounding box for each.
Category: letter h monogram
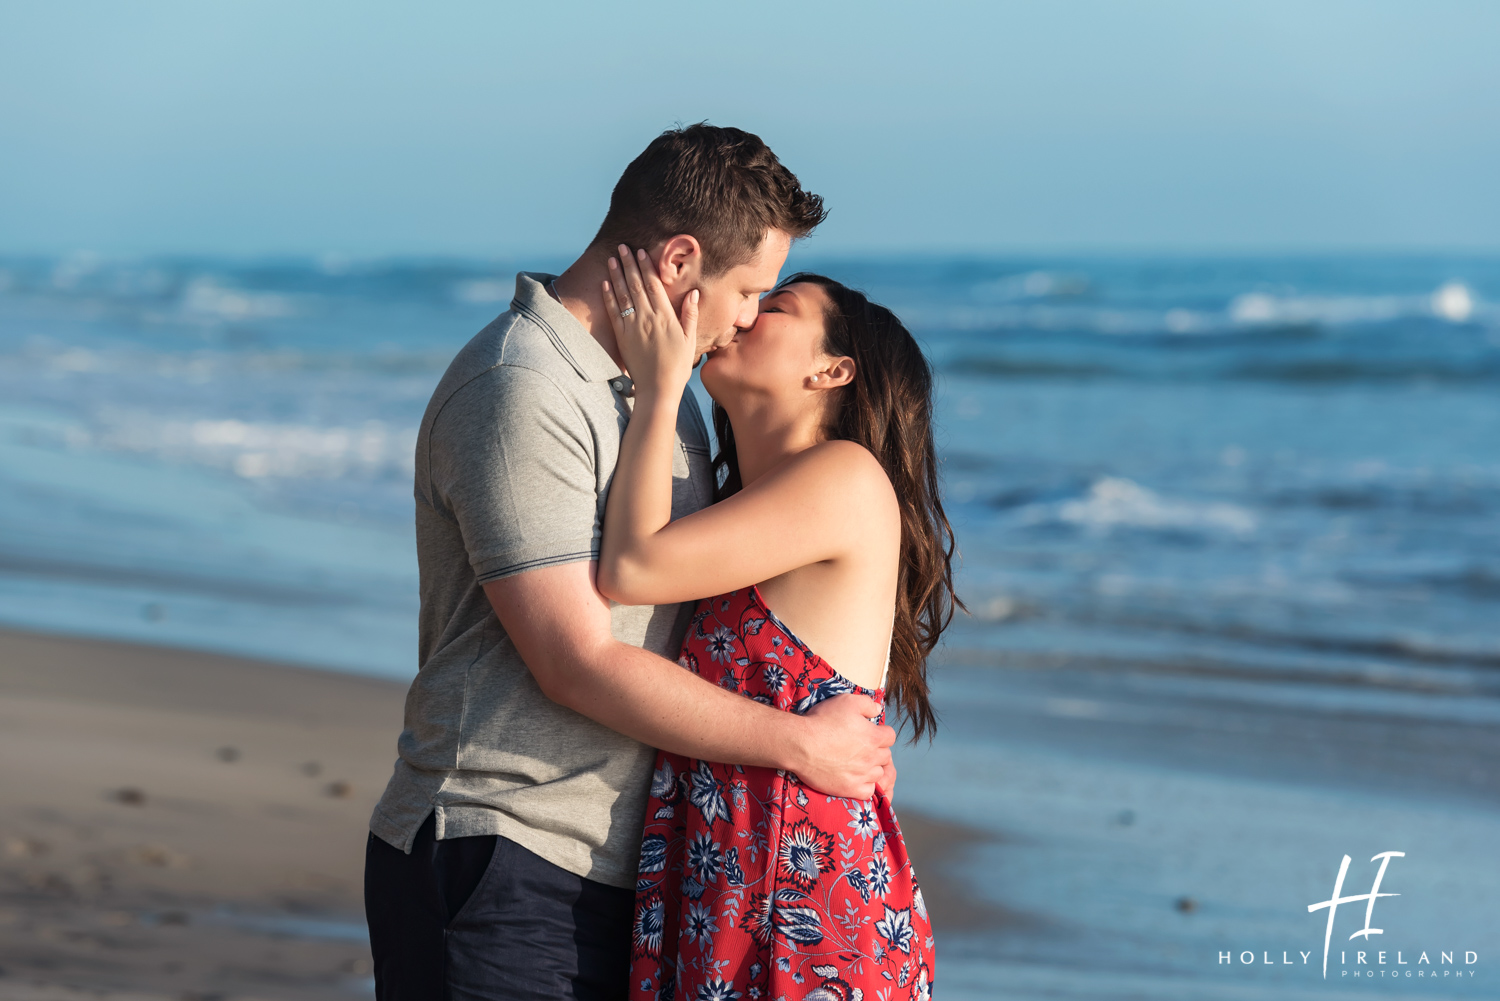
[1307,851,1404,979]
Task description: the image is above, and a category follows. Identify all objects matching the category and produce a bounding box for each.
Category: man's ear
[655,234,702,289]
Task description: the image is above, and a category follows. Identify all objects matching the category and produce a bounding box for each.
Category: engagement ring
[619,307,635,319]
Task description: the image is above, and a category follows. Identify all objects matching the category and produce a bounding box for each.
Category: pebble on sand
[127,843,189,869]
[5,836,49,858]
[325,781,352,799]
[28,871,74,895]
[112,787,146,806]
[216,746,240,762]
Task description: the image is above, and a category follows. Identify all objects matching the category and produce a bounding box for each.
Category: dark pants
[364,814,634,1001]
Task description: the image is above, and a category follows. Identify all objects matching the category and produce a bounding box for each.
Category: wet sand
[0,628,994,1000]
[8,626,1495,1000]
[895,649,1500,999]
[0,629,405,1000]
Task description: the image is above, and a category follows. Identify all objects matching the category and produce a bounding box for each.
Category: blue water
[5,253,1499,997]
[1,253,1498,687]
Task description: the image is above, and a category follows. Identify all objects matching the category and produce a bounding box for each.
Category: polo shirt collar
[512,272,623,384]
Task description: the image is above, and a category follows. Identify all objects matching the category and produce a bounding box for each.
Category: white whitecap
[1431,282,1474,323]
[92,411,416,481]
[1227,291,1405,327]
[1228,293,1277,324]
[971,271,1089,303]
[180,279,293,320]
[1163,308,1203,334]
[974,595,1017,621]
[1054,477,1257,535]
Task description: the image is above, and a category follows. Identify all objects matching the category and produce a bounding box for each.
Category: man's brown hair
[591,123,827,275]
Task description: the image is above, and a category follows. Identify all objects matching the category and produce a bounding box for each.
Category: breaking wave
[1023,477,1258,535]
[36,410,421,482]
[915,279,1490,340]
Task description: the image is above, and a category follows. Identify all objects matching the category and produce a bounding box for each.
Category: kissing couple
[365,124,959,1001]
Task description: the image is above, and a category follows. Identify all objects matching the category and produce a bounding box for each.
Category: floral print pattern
[630,587,935,1001]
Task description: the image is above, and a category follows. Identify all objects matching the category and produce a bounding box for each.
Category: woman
[597,246,959,1001]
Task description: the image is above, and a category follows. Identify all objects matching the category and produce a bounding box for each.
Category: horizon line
[4,245,1500,263]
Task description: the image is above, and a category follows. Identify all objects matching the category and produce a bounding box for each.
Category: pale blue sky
[2,1,1497,255]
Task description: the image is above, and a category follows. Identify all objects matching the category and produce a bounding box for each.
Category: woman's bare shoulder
[779,440,898,509]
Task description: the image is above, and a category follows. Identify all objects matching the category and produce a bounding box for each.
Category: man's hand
[877,760,898,801]
[484,563,890,785]
[793,694,897,800]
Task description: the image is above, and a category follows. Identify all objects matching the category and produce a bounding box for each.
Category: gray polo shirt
[370,272,713,887]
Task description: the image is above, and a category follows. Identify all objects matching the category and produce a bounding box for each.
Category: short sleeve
[429,365,601,583]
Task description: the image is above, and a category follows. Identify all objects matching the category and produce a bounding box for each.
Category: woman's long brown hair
[711,273,962,741]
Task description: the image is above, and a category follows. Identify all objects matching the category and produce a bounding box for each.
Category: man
[365,124,897,1000]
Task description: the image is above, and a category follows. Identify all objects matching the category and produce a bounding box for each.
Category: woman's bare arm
[600,436,890,605]
[595,246,892,606]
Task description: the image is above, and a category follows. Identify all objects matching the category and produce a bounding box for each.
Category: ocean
[3,252,1496,691]
[3,251,1498,995]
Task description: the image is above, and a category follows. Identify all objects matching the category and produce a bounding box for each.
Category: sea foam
[1047,477,1257,535]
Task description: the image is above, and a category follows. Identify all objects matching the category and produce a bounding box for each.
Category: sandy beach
[0,628,1000,1001]
[3,625,1499,1001]
[0,629,404,1000]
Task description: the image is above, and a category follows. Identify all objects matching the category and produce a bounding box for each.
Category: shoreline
[0,627,998,1000]
[14,624,1484,999]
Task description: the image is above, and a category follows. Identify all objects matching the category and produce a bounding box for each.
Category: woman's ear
[819,356,856,389]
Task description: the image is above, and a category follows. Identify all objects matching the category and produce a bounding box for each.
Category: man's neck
[551,248,626,372]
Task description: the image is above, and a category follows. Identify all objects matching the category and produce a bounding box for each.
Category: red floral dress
[629,587,934,1001]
